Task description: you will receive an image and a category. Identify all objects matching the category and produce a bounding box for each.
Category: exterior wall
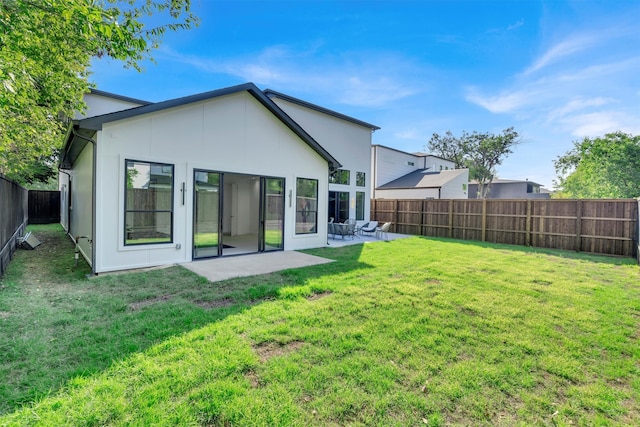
[370,146,457,198]
[468,182,551,199]
[93,92,328,273]
[271,98,373,225]
[439,170,470,199]
[375,188,441,199]
[76,93,144,120]
[62,142,94,265]
[371,145,423,195]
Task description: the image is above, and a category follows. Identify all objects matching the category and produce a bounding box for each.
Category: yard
[0,224,638,426]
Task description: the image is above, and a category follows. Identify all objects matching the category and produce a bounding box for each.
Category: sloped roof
[61,83,341,170]
[88,88,151,106]
[377,168,468,189]
[469,178,544,187]
[264,89,380,130]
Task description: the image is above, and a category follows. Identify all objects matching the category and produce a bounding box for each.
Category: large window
[356,191,365,220]
[125,160,174,245]
[356,172,366,187]
[329,169,350,185]
[296,178,318,234]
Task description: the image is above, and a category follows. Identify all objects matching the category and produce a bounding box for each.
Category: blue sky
[90,0,640,189]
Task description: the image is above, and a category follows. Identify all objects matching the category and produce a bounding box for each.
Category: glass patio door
[260,177,285,252]
[193,170,222,258]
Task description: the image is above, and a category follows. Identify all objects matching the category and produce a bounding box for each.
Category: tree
[0,0,198,183]
[553,132,640,199]
[427,127,520,198]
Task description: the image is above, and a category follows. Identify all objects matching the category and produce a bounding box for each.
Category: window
[356,191,365,220]
[356,171,366,187]
[406,161,415,166]
[296,178,318,234]
[329,169,350,185]
[125,160,174,245]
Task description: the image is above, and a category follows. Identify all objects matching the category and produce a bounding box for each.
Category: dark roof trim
[376,185,441,190]
[264,89,380,131]
[74,83,341,170]
[89,88,151,106]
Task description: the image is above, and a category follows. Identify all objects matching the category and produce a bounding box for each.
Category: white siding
[439,169,470,199]
[66,143,94,265]
[270,98,373,225]
[372,146,423,193]
[76,93,144,119]
[94,92,328,273]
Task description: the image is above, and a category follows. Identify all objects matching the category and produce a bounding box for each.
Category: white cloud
[507,19,524,31]
[524,34,598,75]
[159,45,422,107]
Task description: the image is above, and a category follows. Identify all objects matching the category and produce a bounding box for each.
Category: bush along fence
[371,198,639,261]
[0,174,28,277]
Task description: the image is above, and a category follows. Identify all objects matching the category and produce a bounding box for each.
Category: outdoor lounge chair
[376,222,392,240]
[360,221,378,236]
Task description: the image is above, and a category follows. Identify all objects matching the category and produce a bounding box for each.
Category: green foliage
[553,132,640,199]
[427,128,520,198]
[0,0,198,183]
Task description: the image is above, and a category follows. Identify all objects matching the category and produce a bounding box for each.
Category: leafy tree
[553,132,640,199]
[427,127,520,198]
[0,0,198,183]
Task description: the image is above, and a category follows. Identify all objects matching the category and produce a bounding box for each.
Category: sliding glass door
[193,171,284,259]
[260,177,284,252]
[193,171,222,258]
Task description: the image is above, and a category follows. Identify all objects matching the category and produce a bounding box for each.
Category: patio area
[326,229,411,248]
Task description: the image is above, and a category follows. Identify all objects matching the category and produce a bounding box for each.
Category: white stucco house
[59,83,378,274]
[371,145,468,199]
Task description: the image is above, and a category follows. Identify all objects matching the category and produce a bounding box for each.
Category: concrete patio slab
[182,250,334,283]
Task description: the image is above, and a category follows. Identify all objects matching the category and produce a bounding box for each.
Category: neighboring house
[468,179,551,199]
[375,169,469,199]
[371,144,468,199]
[59,83,377,274]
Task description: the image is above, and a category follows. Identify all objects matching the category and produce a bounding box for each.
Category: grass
[0,224,638,425]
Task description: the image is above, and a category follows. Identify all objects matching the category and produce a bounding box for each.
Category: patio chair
[376,222,392,240]
[328,222,335,239]
[346,220,357,239]
[360,221,378,236]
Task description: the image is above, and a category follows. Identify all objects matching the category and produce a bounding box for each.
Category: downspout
[57,168,72,234]
[71,129,97,276]
[372,145,377,200]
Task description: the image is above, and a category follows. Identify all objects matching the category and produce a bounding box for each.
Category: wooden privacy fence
[371,198,639,259]
[28,190,60,224]
[0,175,28,276]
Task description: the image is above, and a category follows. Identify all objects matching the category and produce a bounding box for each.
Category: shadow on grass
[0,224,373,415]
[413,235,638,266]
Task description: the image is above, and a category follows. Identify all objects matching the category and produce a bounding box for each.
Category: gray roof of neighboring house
[377,168,468,189]
[61,83,342,170]
[264,89,380,131]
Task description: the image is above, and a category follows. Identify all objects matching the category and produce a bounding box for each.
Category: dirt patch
[244,369,260,388]
[253,340,305,363]
[307,291,332,301]
[532,279,552,286]
[0,311,10,319]
[425,279,441,284]
[195,298,235,310]
[128,294,172,310]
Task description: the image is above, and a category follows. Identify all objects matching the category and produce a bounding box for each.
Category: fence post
[481,199,487,242]
[421,199,426,236]
[526,200,531,247]
[575,200,583,252]
[448,199,453,238]
[394,199,400,233]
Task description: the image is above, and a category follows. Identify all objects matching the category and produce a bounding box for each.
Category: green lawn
[0,224,638,426]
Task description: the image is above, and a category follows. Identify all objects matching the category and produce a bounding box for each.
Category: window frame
[295,177,318,235]
[124,159,175,246]
[356,191,365,220]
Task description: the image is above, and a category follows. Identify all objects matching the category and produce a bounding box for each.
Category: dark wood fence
[28,190,60,224]
[371,199,639,259]
[0,174,28,276]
